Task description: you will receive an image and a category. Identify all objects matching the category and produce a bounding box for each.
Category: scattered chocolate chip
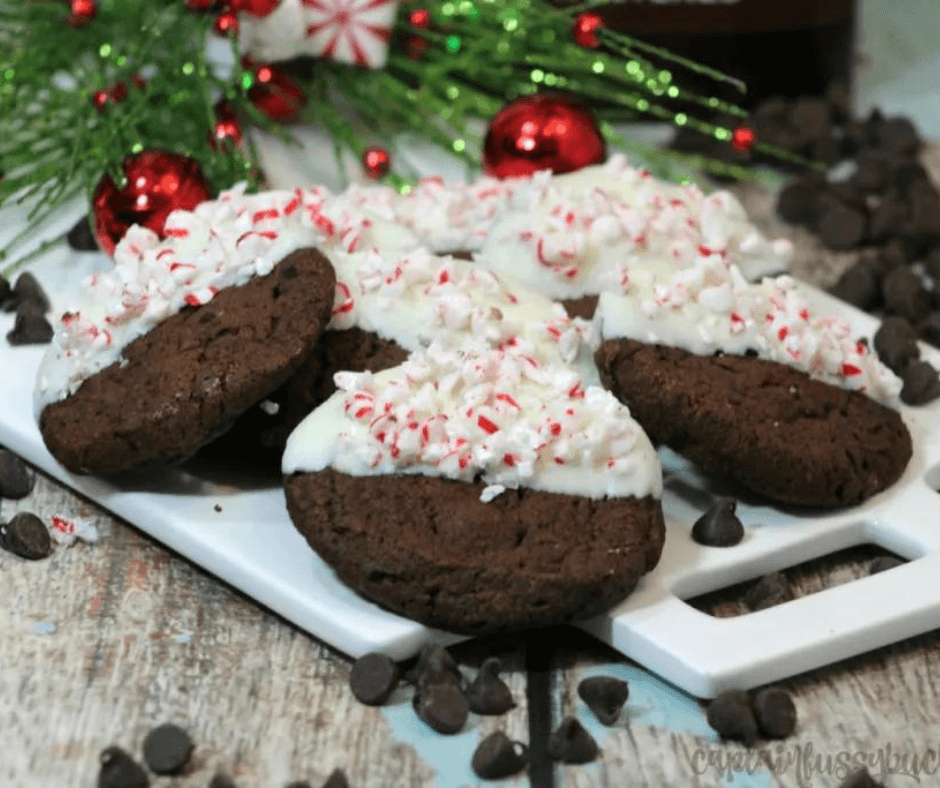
[577,675,629,726]
[0,512,52,560]
[6,306,53,345]
[890,160,930,195]
[465,657,515,715]
[0,276,13,310]
[67,214,100,252]
[208,773,238,788]
[900,360,940,405]
[408,644,463,689]
[874,116,920,157]
[706,690,759,747]
[873,316,920,373]
[868,197,908,243]
[0,449,34,498]
[776,175,825,227]
[839,767,885,788]
[852,152,890,193]
[753,687,797,738]
[744,571,793,612]
[883,266,932,322]
[12,272,50,314]
[691,498,744,547]
[471,731,529,780]
[830,263,879,310]
[98,746,149,788]
[142,723,194,775]
[321,768,349,788]
[924,247,940,281]
[818,198,867,251]
[917,313,940,348]
[870,555,904,574]
[349,652,400,706]
[547,717,599,764]
[791,97,832,144]
[413,681,469,734]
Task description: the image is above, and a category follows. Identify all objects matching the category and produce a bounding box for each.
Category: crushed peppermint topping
[283,344,663,500]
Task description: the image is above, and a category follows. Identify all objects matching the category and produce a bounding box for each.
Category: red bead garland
[731,126,756,153]
[214,10,239,35]
[483,95,606,179]
[572,12,603,49]
[208,102,243,150]
[363,147,390,179]
[245,60,306,122]
[67,0,96,27]
[92,151,212,256]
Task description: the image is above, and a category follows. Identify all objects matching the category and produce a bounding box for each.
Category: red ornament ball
[573,12,603,48]
[92,151,212,257]
[214,10,240,35]
[409,8,430,27]
[730,126,757,152]
[68,0,96,27]
[209,102,243,150]
[363,147,390,179]
[231,0,281,16]
[483,95,606,179]
[247,62,306,122]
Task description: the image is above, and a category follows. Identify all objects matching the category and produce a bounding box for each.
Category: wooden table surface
[4,154,940,788]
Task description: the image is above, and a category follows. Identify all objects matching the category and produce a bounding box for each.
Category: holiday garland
[0,0,809,272]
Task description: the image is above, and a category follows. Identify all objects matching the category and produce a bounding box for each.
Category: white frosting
[476,154,792,298]
[595,257,903,405]
[283,343,663,500]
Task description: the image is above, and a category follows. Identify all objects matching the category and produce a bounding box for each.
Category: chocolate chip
[891,160,931,195]
[547,717,599,764]
[577,676,629,726]
[67,214,100,252]
[465,657,515,715]
[7,306,53,345]
[12,272,50,313]
[98,746,149,788]
[413,682,469,734]
[0,513,52,560]
[691,498,744,547]
[321,768,350,788]
[880,238,912,269]
[0,276,13,310]
[883,267,931,323]
[900,361,940,405]
[471,731,529,780]
[852,152,890,193]
[917,313,940,348]
[818,197,867,251]
[925,247,940,281]
[873,316,920,373]
[753,687,797,738]
[349,652,400,706]
[776,175,825,227]
[839,767,886,788]
[208,774,238,788]
[142,723,193,775]
[0,449,34,499]
[830,263,879,310]
[744,571,793,612]
[706,690,759,747]
[868,196,908,243]
[408,644,463,689]
[874,116,920,157]
[870,556,904,574]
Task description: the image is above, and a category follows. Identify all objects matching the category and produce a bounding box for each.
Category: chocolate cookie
[596,339,912,507]
[284,470,665,634]
[40,248,336,475]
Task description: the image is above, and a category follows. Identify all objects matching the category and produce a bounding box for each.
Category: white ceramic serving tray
[4,156,940,700]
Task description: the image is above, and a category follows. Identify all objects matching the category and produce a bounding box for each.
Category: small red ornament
[231,0,281,16]
[483,94,606,179]
[730,126,757,152]
[409,8,430,27]
[215,10,239,35]
[67,0,96,27]
[363,147,390,179]
[209,102,243,150]
[246,61,306,122]
[573,12,603,49]
[90,81,128,113]
[92,150,212,256]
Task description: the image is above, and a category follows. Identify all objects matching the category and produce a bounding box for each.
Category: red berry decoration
[209,102,243,150]
[215,10,239,35]
[409,8,430,27]
[483,94,606,179]
[67,0,96,27]
[247,62,306,122]
[363,147,390,179]
[232,0,281,16]
[573,12,603,49]
[92,151,212,256]
[730,126,757,152]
